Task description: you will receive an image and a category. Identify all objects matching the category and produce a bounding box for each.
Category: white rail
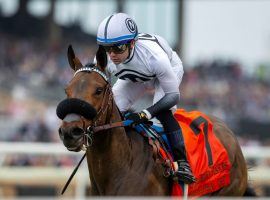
[0,142,269,199]
[0,142,82,155]
[242,146,270,159]
[0,142,86,199]
[0,142,269,158]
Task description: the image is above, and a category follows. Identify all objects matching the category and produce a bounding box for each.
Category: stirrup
[175,160,196,184]
[175,169,196,184]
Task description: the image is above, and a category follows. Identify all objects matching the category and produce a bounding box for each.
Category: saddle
[133,123,191,196]
[132,109,232,197]
[133,123,177,177]
[89,109,231,196]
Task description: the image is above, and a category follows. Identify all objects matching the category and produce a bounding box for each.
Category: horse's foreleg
[89,180,100,196]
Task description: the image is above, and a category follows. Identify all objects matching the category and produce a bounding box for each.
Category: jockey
[96,13,195,184]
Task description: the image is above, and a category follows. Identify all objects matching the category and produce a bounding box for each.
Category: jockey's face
[106,40,135,65]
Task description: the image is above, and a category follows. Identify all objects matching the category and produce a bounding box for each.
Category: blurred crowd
[0,31,270,167]
[0,32,97,167]
[0,32,96,90]
[181,60,270,126]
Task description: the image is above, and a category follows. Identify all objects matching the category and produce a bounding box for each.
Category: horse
[56,45,252,196]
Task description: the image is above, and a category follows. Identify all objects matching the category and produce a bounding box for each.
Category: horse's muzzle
[56,98,97,120]
[59,126,85,152]
[56,98,97,151]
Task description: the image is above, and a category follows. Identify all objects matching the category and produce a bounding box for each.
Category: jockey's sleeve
[144,53,181,118]
[145,93,180,119]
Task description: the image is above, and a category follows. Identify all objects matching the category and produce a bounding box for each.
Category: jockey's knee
[156,110,180,132]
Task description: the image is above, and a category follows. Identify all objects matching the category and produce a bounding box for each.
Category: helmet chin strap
[123,43,135,64]
[127,46,132,59]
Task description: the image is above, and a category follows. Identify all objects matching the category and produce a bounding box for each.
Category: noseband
[61,65,115,194]
[82,83,114,148]
[73,66,115,149]
[62,65,135,194]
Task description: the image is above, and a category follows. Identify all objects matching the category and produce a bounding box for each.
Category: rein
[62,66,130,194]
[61,118,129,195]
[91,121,127,133]
[76,67,134,148]
[81,82,114,149]
[61,64,169,194]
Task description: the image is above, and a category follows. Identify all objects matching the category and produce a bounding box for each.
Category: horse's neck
[86,102,132,179]
[86,103,167,195]
[91,102,131,155]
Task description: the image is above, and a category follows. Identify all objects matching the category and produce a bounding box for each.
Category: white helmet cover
[97,13,138,46]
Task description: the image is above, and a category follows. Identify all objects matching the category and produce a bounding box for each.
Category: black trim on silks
[138,33,167,53]
[115,68,156,82]
[56,98,97,120]
[115,69,155,78]
[123,45,135,64]
[118,74,152,82]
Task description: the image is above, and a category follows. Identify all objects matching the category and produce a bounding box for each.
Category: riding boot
[166,129,196,184]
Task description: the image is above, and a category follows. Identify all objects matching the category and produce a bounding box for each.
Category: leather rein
[62,66,173,194]
[61,66,126,194]
[74,66,126,147]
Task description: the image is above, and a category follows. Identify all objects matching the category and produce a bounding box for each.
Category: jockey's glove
[124,111,149,126]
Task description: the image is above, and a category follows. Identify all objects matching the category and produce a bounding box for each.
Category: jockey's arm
[143,54,181,119]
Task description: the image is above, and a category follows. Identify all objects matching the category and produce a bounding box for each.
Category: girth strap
[148,137,160,161]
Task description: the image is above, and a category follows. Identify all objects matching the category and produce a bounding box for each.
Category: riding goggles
[102,42,130,54]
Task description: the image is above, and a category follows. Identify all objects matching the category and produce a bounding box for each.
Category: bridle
[74,66,115,149]
[62,66,174,194]
[62,65,124,194]
[82,82,114,149]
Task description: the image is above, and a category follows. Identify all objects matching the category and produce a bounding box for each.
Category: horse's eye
[95,87,103,95]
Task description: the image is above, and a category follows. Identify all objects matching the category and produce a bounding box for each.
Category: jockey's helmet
[97,13,138,46]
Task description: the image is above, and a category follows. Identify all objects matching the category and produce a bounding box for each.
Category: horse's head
[56,45,110,151]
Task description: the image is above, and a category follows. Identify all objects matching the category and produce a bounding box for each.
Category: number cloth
[174,109,231,196]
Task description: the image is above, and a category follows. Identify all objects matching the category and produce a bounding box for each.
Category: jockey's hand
[124,111,149,126]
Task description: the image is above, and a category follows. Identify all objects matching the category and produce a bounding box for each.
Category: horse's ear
[67,45,83,71]
[96,45,107,71]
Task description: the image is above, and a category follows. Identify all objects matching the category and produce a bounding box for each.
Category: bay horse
[56,45,252,196]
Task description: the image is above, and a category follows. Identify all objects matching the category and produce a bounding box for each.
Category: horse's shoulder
[125,128,149,147]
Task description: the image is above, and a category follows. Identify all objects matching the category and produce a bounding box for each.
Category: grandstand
[0,0,269,198]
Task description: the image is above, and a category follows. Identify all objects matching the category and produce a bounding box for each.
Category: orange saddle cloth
[174,109,231,196]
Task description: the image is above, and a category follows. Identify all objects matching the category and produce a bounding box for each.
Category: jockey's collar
[123,45,135,64]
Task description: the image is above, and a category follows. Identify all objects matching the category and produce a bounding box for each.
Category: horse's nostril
[72,127,84,137]
[58,128,63,138]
